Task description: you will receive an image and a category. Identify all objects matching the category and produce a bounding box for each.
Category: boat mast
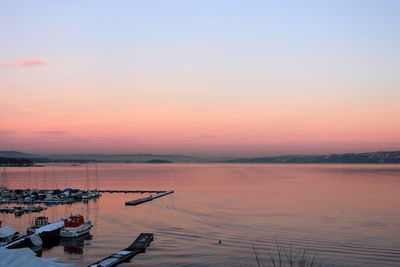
[1,167,3,188]
[52,166,57,190]
[28,166,31,190]
[43,167,47,189]
[86,164,90,191]
[94,163,99,190]
[64,166,69,189]
[2,166,7,189]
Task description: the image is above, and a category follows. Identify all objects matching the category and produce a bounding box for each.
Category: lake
[1,163,400,266]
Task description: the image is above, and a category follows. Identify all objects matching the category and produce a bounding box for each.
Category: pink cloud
[0,58,48,67]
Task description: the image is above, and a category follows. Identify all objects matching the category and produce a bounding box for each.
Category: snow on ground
[0,247,75,267]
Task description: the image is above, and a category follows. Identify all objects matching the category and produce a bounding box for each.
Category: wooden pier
[88,233,154,267]
[125,190,174,206]
[98,190,166,194]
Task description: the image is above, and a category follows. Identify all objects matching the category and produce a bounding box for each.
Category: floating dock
[98,190,165,193]
[125,190,174,206]
[88,233,154,267]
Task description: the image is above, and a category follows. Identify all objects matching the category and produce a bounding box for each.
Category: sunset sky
[1,1,400,156]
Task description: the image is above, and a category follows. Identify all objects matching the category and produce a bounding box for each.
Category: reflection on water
[1,163,400,266]
[61,234,92,255]
[42,235,60,250]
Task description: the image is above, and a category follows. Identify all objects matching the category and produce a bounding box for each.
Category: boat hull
[60,222,93,238]
[39,228,61,240]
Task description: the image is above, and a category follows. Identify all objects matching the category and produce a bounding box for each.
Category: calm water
[1,163,400,266]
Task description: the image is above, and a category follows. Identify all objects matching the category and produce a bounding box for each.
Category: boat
[25,206,44,213]
[0,207,14,213]
[27,217,64,242]
[13,207,25,216]
[24,234,43,249]
[0,224,24,246]
[60,214,93,238]
[27,216,49,235]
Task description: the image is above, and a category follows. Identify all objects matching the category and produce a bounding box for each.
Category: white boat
[0,225,23,246]
[60,214,93,238]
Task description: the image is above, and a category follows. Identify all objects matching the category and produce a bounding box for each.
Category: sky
[1,0,400,156]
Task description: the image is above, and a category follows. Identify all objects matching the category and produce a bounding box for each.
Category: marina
[0,174,174,267]
[1,187,175,214]
[0,188,101,206]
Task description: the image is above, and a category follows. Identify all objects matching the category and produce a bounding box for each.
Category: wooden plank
[88,233,154,267]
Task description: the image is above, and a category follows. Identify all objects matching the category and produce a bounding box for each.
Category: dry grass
[253,241,322,267]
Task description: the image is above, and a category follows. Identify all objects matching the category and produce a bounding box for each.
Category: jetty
[88,233,154,267]
[1,206,45,216]
[98,190,166,194]
[125,190,174,206]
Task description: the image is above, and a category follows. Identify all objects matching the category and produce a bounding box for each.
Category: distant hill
[43,153,193,162]
[224,151,400,164]
[0,151,34,158]
[1,150,400,164]
[0,151,194,163]
[0,157,34,166]
[0,151,51,163]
